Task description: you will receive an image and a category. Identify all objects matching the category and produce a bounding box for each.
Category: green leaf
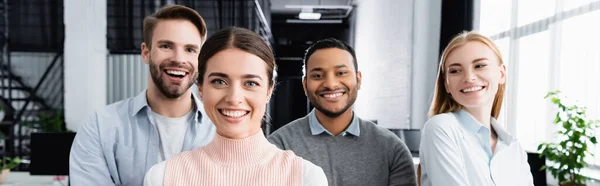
[552,97,561,104]
[591,137,597,144]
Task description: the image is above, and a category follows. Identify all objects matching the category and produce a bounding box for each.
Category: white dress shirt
[419,109,534,186]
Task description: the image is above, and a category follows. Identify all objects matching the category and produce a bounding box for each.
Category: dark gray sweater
[268,115,417,186]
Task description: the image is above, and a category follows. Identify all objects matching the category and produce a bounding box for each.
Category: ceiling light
[299,12,321,20]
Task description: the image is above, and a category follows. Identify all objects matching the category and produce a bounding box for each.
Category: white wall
[353,0,440,129]
[64,0,107,131]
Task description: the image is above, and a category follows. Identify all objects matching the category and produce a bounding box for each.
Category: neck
[315,108,354,136]
[146,86,193,118]
[464,106,492,129]
[217,126,262,139]
[204,129,276,167]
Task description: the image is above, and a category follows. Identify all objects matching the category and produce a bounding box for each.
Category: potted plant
[538,90,599,186]
[0,157,22,183]
[28,109,75,176]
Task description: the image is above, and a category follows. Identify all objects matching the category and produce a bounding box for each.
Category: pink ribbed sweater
[164,130,304,186]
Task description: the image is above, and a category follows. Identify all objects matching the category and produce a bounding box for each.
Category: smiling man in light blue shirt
[69,5,215,186]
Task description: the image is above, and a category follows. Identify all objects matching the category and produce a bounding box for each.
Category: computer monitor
[527,152,547,186]
[30,132,76,175]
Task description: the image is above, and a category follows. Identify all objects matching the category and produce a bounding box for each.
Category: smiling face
[141,19,202,99]
[303,48,362,118]
[198,48,273,139]
[444,41,506,111]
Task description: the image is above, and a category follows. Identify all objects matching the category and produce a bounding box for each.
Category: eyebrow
[156,40,200,49]
[448,57,489,67]
[309,64,349,73]
[208,72,263,80]
[335,64,349,69]
[309,67,324,73]
[185,44,200,49]
[208,72,228,78]
[156,40,174,46]
[242,74,263,80]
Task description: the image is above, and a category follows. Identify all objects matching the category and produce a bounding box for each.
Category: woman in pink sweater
[143,27,328,186]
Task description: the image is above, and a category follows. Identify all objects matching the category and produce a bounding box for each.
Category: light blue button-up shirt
[69,90,216,186]
[419,109,533,186]
[308,109,360,137]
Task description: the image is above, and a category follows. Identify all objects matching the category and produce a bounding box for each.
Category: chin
[218,128,249,138]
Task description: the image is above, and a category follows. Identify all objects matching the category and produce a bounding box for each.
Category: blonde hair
[428,31,505,119]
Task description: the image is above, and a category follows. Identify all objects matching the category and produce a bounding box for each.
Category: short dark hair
[303,38,358,77]
[143,5,207,48]
[197,27,277,87]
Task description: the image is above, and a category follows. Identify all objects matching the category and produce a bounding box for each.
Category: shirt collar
[308,109,360,136]
[490,116,513,144]
[131,89,204,122]
[455,109,513,144]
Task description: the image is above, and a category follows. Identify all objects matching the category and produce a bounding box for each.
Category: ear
[499,64,507,84]
[141,42,150,64]
[356,71,362,90]
[302,77,308,97]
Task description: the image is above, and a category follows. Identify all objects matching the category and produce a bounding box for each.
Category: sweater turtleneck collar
[202,129,277,167]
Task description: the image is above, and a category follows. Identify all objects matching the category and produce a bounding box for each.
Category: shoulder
[358,119,412,155]
[85,97,137,127]
[359,118,402,144]
[144,161,166,186]
[168,148,200,163]
[421,112,461,137]
[302,159,327,186]
[273,116,310,133]
[76,97,137,134]
[268,116,309,139]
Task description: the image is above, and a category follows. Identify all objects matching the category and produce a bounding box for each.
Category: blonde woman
[419,31,534,186]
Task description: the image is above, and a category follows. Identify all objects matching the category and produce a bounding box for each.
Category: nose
[323,74,340,90]
[462,68,476,83]
[225,84,243,105]
[171,47,187,64]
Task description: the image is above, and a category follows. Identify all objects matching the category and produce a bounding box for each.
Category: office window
[559,10,600,165]
[479,0,600,166]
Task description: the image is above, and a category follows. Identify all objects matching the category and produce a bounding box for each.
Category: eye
[211,79,227,85]
[245,81,260,87]
[475,64,488,68]
[159,44,170,49]
[187,48,197,53]
[311,74,323,79]
[337,71,348,76]
[448,69,461,74]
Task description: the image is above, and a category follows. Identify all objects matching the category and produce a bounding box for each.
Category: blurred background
[0,0,597,185]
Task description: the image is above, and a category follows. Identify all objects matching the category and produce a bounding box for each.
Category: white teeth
[462,86,483,93]
[323,93,343,98]
[221,110,248,118]
[166,70,186,76]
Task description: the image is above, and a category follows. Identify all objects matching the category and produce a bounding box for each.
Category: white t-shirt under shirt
[151,110,193,161]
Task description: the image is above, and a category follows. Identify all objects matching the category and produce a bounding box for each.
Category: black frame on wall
[438,0,474,56]
[107,0,271,54]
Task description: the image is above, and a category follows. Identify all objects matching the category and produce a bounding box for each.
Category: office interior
[0,0,598,185]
